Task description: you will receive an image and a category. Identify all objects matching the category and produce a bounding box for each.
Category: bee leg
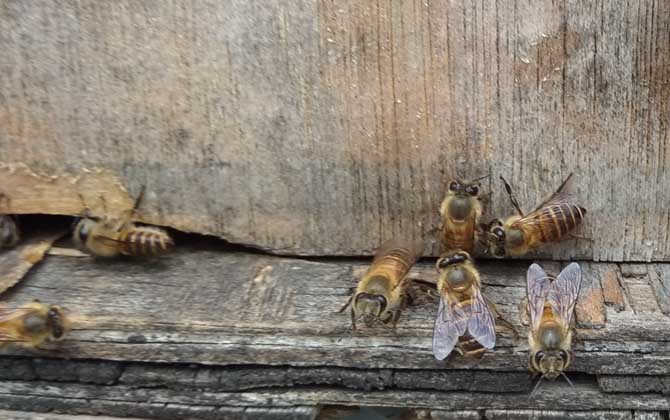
[485,296,519,338]
[337,294,354,314]
[499,176,525,217]
[569,233,594,242]
[518,296,530,326]
[132,185,146,214]
[389,310,401,333]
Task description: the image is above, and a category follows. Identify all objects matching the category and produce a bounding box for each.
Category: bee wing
[510,173,577,234]
[529,173,576,213]
[467,287,496,349]
[0,307,33,323]
[0,307,34,343]
[526,263,551,331]
[432,295,468,360]
[91,234,133,253]
[548,262,582,328]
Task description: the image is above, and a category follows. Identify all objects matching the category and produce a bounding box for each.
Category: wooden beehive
[0,1,669,419]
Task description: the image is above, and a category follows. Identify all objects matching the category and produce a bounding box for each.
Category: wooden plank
[601,265,626,312]
[0,2,668,261]
[598,375,670,395]
[633,412,664,420]
[0,381,668,412]
[0,250,668,375]
[0,411,154,420]
[0,228,64,296]
[618,271,663,315]
[649,265,670,315]
[484,411,632,420]
[574,263,607,328]
[428,411,481,420]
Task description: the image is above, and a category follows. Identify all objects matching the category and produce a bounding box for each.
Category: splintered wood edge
[0,230,66,296]
[0,164,212,237]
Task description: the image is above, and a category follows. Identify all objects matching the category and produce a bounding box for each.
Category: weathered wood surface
[0,247,668,376]
[1,381,670,413]
[0,228,63,296]
[0,410,155,420]
[1,1,669,261]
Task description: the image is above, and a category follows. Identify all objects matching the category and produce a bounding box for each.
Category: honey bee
[439,177,486,254]
[0,193,20,249]
[73,186,174,257]
[526,263,582,393]
[486,173,587,257]
[432,250,496,360]
[0,300,70,348]
[339,239,424,331]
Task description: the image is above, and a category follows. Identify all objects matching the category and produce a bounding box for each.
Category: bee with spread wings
[526,262,582,392]
[432,251,496,360]
[486,173,587,257]
[0,300,70,348]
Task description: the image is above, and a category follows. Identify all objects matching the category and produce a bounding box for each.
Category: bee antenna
[530,375,545,396]
[560,372,574,387]
[337,322,354,343]
[132,185,146,213]
[472,173,491,183]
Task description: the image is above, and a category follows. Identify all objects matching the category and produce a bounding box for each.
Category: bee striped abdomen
[369,245,420,285]
[531,203,586,244]
[122,227,174,257]
[457,333,487,358]
[451,296,486,358]
[441,220,476,254]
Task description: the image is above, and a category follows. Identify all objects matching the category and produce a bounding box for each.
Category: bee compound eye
[449,181,459,192]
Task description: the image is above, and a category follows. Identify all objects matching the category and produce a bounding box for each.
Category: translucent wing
[527,263,552,332]
[92,234,124,246]
[530,173,576,213]
[467,287,496,349]
[548,262,582,328]
[511,173,577,231]
[432,295,468,360]
[0,307,34,344]
[0,307,33,323]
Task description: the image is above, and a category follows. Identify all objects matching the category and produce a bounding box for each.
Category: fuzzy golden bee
[432,251,496,360]
[439,178,485,254]
[0,300,70,348]
[486,173,587,257]
[526,263,582,392]
[339,239,424,331]
[73,186,174,258]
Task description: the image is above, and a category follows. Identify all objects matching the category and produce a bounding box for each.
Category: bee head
[46,305,67,340]
[354,293,388,326]
[73,218,96,246]
[436,251,471,270]
[436,251,473,289]
[533,349,571,380]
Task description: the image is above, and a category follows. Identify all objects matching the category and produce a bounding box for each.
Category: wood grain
[0,249,667,377]
[0,1,668,260]
[0,229,64,296]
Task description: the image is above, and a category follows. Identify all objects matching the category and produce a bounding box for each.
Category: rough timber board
[0,381,668,413]
[0,249,668,376]
[1,1,669,261]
